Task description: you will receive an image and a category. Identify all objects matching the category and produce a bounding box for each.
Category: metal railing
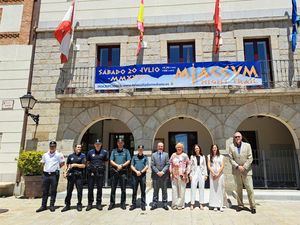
[57,60,300,95]
[253,148,299,188]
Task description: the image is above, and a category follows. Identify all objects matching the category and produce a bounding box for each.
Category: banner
[95,61,262,90]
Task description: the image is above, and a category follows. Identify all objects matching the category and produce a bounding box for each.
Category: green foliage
[17,151,44,176]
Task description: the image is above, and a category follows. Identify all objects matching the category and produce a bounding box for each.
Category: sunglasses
[234,136,241,138]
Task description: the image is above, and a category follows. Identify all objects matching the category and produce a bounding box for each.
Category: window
[97,45,120,67]
[244,39,273,88]
[168,42,195,63]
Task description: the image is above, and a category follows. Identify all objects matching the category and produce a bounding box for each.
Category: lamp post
[19,92,39,125]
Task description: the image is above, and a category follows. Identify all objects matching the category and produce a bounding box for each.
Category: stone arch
[224,99,300,149]
[61,103,143,146]
[143,101,223,150]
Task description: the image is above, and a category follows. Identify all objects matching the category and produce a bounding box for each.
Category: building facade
[26,0,300,190]
[0,0,37,187]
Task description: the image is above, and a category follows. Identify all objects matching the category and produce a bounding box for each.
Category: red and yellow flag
[136,0,144,56]
[214,0,222,54]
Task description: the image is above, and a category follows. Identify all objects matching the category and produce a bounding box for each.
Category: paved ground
[0,189,299,225]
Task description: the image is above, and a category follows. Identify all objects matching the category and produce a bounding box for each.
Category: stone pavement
[0,189,299,225]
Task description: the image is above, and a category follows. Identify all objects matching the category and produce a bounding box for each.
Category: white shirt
[41,151,65,173]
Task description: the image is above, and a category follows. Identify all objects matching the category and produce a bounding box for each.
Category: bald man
[228,132,256,214]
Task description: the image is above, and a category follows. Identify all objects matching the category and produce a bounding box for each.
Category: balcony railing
[56,60,300,97]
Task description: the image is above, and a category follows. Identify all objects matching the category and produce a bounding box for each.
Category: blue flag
[292,0,299,52]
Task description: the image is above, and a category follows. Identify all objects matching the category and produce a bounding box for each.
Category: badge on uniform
[71,158,74,161]
[92,154,95,157]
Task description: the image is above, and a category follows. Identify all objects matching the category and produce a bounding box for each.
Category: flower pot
[23,175,43,198]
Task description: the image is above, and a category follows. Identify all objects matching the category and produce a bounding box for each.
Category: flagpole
[70,0,76,49]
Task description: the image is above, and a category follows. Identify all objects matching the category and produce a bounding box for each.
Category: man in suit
[229,132,256,214]
[151,142,170,210]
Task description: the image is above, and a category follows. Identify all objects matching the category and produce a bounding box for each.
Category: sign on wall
[2,100,14,110]
[95,61,262,90]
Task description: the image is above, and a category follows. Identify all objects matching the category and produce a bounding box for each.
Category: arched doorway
[154,117,213,188]
[80,119,134,186]
[154,117,213,157]
[237,115,299,188]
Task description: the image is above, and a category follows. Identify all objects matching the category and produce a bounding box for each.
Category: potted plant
[17,151,44,198]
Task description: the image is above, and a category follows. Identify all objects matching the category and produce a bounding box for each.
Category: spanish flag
[136,0,144,56]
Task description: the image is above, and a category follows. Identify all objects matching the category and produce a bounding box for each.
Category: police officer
[129,145,148,211]
[36,141,65,212]
[61,144,86,212]
[86,139,109,211]
[108,139,131,210]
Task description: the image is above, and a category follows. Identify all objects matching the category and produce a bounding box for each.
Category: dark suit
[151,151,170,207]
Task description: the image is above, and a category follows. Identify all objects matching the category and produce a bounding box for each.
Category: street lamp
[19,92,39,125]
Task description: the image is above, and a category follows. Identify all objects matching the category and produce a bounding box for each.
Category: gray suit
[229,141,256,209]
[151,151,169,206]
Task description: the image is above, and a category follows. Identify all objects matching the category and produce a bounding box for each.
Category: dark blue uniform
[65,152,86,207]
[86,148,109,206]
[131,154,148,207]
[109,148,131,206]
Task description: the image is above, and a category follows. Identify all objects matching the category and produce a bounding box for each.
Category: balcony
[56,60,300,100]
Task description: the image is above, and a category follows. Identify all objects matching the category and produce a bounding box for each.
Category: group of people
[36,132,256,214]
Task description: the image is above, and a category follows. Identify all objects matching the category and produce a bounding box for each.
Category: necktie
[159,153,162,163]
[237,145,241,154]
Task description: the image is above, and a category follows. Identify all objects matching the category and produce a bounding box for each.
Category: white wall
[0,5,23,32]
[38,0,290,29]
[0,45,32,182]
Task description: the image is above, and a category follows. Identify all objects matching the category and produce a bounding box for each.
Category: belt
[43,171,57,176]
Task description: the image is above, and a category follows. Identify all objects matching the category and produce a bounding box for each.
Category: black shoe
[251,208,256,214]
[121,204,126,210]
[86,205,92,211]
[150,205,157,210]
[129,205,136,211]
[108,204,115,210]
[96,204,103,211]
[36,206,47,213]
[141,206,146,211]
[77,204,82,211]
[61,205,70,212]
[236,206,243,212]
[163,205,169,211]
[49,205,55,212]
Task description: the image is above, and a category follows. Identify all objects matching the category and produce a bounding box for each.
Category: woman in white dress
[207,144,225,212]
[189,144,208,210]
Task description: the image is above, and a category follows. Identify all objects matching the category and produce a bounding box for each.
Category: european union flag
[292,0,300,52]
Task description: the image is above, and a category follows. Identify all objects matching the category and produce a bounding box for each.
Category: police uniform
[131,154,148,208]
[64,152,86,209]
[40,149,65,211]
[86,148,109,208]
[109,148,131,207]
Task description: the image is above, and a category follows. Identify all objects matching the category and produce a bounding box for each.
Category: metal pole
[262,150,268,188]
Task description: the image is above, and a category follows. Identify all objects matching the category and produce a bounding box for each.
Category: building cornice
[36,16,290,33]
